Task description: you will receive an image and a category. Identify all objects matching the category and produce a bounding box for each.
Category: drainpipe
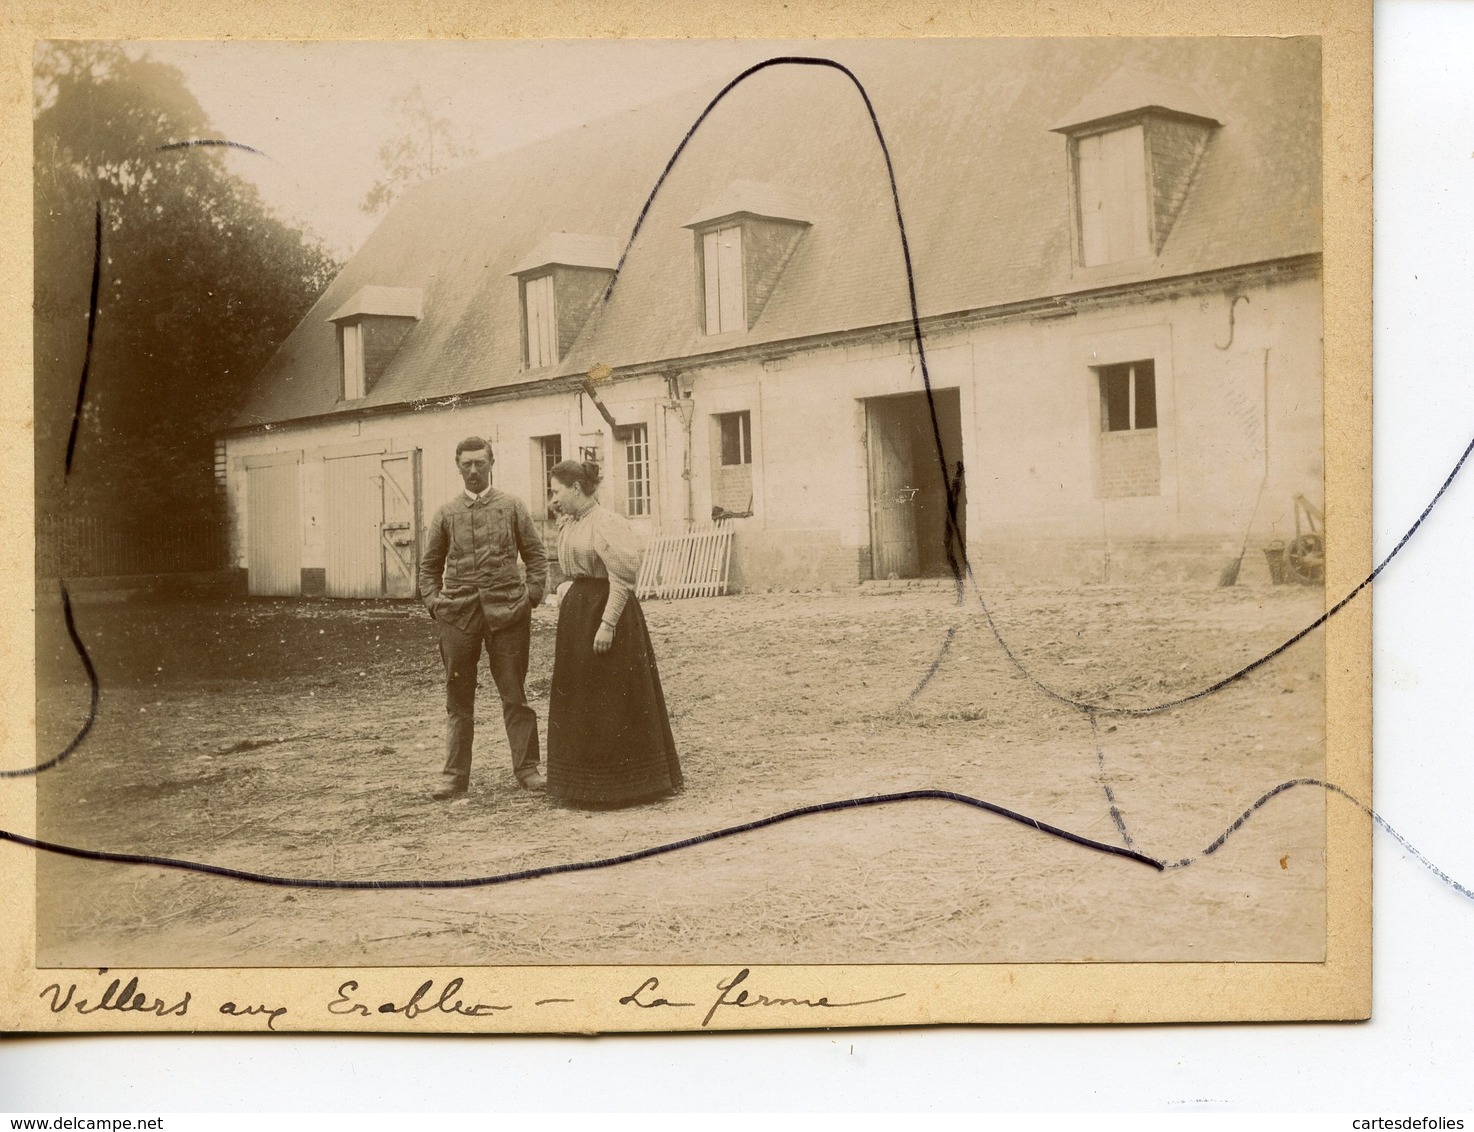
[666,372,696,527]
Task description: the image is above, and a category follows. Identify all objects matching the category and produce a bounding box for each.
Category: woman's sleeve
[592,507,643,628]
[553,513,572,577]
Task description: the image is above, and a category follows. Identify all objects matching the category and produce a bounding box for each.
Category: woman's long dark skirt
[546,578,682,808]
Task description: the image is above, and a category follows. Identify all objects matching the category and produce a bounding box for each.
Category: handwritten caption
[38,968,905,1031]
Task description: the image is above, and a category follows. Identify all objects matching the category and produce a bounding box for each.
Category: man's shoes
[519,770,547,792]
[431,775,469,800]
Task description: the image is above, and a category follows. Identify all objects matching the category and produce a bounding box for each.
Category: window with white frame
[1075,124,1152,267]
[524,273,557,368]
[717,410,751,465]
[1098,360,1157,431]
[340,322,366,400]
[711,410,754,515]
[701,225,746,335]
[533,434,563,517]
[618,424,651,517]
[1094,359,1160,499]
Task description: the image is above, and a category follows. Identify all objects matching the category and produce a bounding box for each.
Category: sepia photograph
[12,26,1367,1030]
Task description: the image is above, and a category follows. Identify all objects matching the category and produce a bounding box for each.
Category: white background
[4,0,1473,1112]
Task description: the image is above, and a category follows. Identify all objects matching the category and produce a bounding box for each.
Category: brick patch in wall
[301,567,327,597]
[1098,429,1161,499]
[714,464,754,514]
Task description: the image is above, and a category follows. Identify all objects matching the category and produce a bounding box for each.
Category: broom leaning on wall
[1219,347,1272,587]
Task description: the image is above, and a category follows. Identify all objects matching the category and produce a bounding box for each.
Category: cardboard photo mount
[0,0,1371,1033]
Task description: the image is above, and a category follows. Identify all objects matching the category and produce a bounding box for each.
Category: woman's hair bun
[549,458,602,495]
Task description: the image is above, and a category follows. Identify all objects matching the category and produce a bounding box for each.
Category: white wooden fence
[635,522,734,600]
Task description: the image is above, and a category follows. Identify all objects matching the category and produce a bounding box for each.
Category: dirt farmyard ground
[31,578,1326,967]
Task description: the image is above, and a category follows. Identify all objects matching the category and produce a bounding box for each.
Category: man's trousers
[437,607,540,785]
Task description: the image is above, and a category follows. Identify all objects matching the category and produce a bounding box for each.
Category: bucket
[1263,540,1288,585]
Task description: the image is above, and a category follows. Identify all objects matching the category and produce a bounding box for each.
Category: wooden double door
[323,449,422,598]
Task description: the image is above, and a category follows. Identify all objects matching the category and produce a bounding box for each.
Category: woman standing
[546,460,682,808]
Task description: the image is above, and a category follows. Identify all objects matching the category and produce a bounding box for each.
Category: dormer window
[701,225,745,335]
[1052,69,1221,268]
[512,234,620,370]
[685,181,810,337]
[1075,124,1152,266]
[328,285,423,402]
[523,272,557,368]
[340,321,367,400]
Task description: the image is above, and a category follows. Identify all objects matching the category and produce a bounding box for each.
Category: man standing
[419,436,548,799]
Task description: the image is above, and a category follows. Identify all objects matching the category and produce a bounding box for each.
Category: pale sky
[127,40,806,259]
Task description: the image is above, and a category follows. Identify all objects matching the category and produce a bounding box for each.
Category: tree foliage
[34,43,340,527]
[361,84,480,216]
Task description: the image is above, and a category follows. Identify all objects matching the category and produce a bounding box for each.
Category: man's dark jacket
[418,489,548,633]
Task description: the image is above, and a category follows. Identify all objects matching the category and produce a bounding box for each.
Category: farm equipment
[1284,494,1324,584]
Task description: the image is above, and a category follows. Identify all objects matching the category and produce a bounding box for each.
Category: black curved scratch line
[603,58,857,301]
[957,426,1474,719]
[1160,778,1474,901]
[900,624,958,706]
[64,202,103,476]
[2,582,97,779]
[0,790,1163,891]
[627,63,1474,726]
[1089,713,1135,849]
[16,57,1472,910]
[599,56,965,581]
[1090,728,1473,902]
[157,139,266,157]
[6,777,1472,900]
[893,461,970,705]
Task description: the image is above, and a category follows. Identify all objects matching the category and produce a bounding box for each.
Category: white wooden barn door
[324,453,382,598]
[246,461,302,596]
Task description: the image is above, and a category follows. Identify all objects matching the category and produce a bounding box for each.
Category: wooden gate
[635,522,733,599]
[246,460,302,596]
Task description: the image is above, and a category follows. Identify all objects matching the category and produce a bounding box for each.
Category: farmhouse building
[221,38,1323,597]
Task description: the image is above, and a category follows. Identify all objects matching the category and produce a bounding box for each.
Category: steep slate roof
[512,232,623,274]
[1050,66,1223,131]
[684,179,814,226]
[233,37,1321,429]
[328,285,423,322]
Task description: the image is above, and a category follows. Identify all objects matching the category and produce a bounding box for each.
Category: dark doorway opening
[864,388,966,580]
